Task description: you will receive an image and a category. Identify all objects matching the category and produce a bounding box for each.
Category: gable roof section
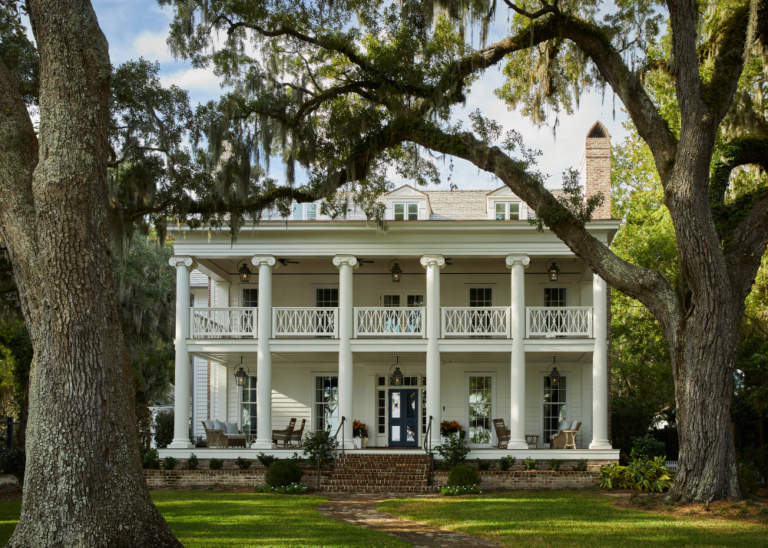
[382,184,429,198]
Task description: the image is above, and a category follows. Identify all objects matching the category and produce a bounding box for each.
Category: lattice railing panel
[354,307,425,337]
[191,308,257,338]
[526,307,593,338]
[272,307,338,337]
[441,307,510,337]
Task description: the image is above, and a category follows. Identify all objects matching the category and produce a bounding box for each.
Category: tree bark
[0,1,183,545]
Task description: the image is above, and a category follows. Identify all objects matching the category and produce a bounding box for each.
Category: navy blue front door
[388,389,419,447]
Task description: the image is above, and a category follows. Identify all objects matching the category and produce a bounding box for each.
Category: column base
[340,440,356,451]
[168,439,194,449]
[427,436,441,451]
[506,439,529,450]
[251,439,277,450]
[589,439,612,450]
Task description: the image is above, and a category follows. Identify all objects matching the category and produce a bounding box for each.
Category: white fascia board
[350,339,427,352]
[439,340,514,352]
[524,340,595,353]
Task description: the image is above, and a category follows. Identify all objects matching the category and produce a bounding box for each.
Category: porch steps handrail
[526,306,593,338]
[332,416,346,470]
[190,307,257,338]
[354,307,426,338]
[441,307,510,338]
[423,415,433,484]
[272,307,339,338]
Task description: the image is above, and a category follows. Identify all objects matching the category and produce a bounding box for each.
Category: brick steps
[320,454,434,493]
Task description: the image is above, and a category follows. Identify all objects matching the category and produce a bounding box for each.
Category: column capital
[252,255,279,269]
[420,254,446,269]
[505,254,530,268]
[333,255,359,269]
[169,256,197,269]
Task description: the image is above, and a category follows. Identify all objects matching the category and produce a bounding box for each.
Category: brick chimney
[581,121,612,219]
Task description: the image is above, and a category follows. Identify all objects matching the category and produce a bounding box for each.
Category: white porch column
[169,256,197,448]
[421,254,445,448]
[590,274,612,449]
[252,256,278,449]
[505,254,530,449]
[334,255,358,449]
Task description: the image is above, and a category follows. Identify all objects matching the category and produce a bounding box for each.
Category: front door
[388,389,419,447]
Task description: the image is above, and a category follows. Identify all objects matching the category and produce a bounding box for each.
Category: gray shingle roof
[423,190,489,220]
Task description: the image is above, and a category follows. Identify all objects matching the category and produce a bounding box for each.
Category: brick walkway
[318,494,501,547]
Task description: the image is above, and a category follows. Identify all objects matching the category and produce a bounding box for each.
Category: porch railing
[441,307,510,338]
[354,307,426,337]
[526,306,593,338]
[190,307,257,338]
[272,307,338,338]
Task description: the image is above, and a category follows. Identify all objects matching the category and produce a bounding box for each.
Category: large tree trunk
[0,1,182,545]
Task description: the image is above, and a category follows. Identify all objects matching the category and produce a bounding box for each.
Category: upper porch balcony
[189,306,593,339]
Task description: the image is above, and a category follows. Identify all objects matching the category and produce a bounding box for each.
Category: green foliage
[302,430,336,465]
[547,459,562,471]
[141,448,159,470]
[0,448,25,485]
[136,404,153,449]
[599,457,672,492]
[153,410,174,449]
[739,465,760,496]
[440,485,483,496]
[446,464,482,487]
[162,456,178,470]
[194,436,207,448]
[436,433,470,467]
[185,454,199,471]
[257,452,278,468]
[209,458,224,470]
[476,459,493,471]
[499,456,516,471]
[234,457,252,470]
[524,458,538,471]
[630,434,666,460]
[611,397,658,458]
[254,482,309,494]
[574,459,588,472]
[265,460,305,488]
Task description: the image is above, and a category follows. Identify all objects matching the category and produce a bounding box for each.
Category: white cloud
[160,67,223,98]
[133,30,174,63]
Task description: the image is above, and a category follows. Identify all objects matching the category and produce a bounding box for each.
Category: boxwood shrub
[265,460,304,487]
[446,464,482,487]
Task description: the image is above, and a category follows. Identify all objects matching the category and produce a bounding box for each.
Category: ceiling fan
[277,258,299,267]
[356,258,374,267]
[444,258,453,266]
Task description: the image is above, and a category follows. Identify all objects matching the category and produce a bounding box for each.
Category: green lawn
[378,491,768,548]
[0,492,408,547]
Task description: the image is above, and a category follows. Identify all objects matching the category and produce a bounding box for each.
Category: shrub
[740,465,760,496]
[0,448,25,485]
[740,445,768,486]
[141,448,159,469]
[154,410,174,449]
[573,459,588,472]
[599,456,672,492]
[194,436,207,448]
[499,456,516,471]
[447,464,482,487]
[630,433,666,460]
[436,434,470,467]
[265,459,304,487]
[209,458,224,470]
[255,482,309,494]
[302,430,336,465]
[440,485,482,496]
[548,459,562,471]
[611,397,657,457]
[524,457,538,471]
[477,459,493,471]
[257,453,277,468]
[234,457,252,470]
[185,454,199,470]
[161,456,178,470]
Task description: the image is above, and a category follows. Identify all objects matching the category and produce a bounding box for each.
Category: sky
[90,0,630,191]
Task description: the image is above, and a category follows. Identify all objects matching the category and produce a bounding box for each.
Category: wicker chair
[493,419,511,449]
[550,421,582,449]
[201,420,222,448]
[290,419,306,447]
[272,418,297,447]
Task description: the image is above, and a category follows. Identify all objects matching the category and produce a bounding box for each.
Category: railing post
[336,307,340,339]
[189,308,194,338]
[271,307,276,339]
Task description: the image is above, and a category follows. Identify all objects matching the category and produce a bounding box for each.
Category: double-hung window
[292,203,317,220]
[241,376,257,435]
[494,202,520,220]
[467,374,495,444]
[314,375,339,432]
[394,203,419,220]
[543,374,567,443]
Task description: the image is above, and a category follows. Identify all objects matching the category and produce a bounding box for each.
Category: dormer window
[394,203,419,221]
[494,202,520,220]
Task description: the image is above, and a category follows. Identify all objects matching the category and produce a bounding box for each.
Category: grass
[0,492,408,547]
[378,490,768,548]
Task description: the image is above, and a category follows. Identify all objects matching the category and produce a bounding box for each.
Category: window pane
[242,288,258,307]
[391,392,401,418]
[495,202,506,220]
[544,287,567,307]
[394,203,405,220]
[293,203,303,220]
[408,203,418,220]
[468,376,493,444]
[407,295,424,307]
[407,392,417,418]
[306,204,317,220]
[509,203,520,220]
[542,375,567,442]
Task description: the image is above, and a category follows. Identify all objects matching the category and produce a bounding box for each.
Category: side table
[525,434,539,448]
[563,430,578,450]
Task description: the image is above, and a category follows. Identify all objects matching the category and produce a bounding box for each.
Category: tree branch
[724,191,768,300]
[709,136,768,207]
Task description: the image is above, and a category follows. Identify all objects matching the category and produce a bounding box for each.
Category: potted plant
[353,420,368,449]
[440,420,465,442]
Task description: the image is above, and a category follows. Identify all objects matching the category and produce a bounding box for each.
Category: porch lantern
[390,357,404,386]
[547,356,561,385]
[237,260,252,283]
[389,260,403,283]
[234,357,249,387]
[547,260,560,282]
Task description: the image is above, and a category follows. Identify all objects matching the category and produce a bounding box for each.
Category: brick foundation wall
[146,462,323,488]
[433,470,600,490]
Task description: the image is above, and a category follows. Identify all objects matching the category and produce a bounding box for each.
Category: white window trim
[311,372,340,433]
[391,201,422,221]
[539,283,571,306]
[466,284,497,306]
[239,284,259,307]
[312,283,339,307]
[237,373,257,432]
[292,202,318,220]
[378,290,427,307]
[539,370,570,443]
[464,371,497,447]
[490,200,523,220]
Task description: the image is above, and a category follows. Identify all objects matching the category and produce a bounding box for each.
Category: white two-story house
[161,121,619,462]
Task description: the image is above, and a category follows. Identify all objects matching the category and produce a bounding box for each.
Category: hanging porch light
[237,260,253,283]
[547,260,561,282]
[389,357,405,386]
[389,259,403,283]
[547,356,561,385]
[234,357,249,387]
